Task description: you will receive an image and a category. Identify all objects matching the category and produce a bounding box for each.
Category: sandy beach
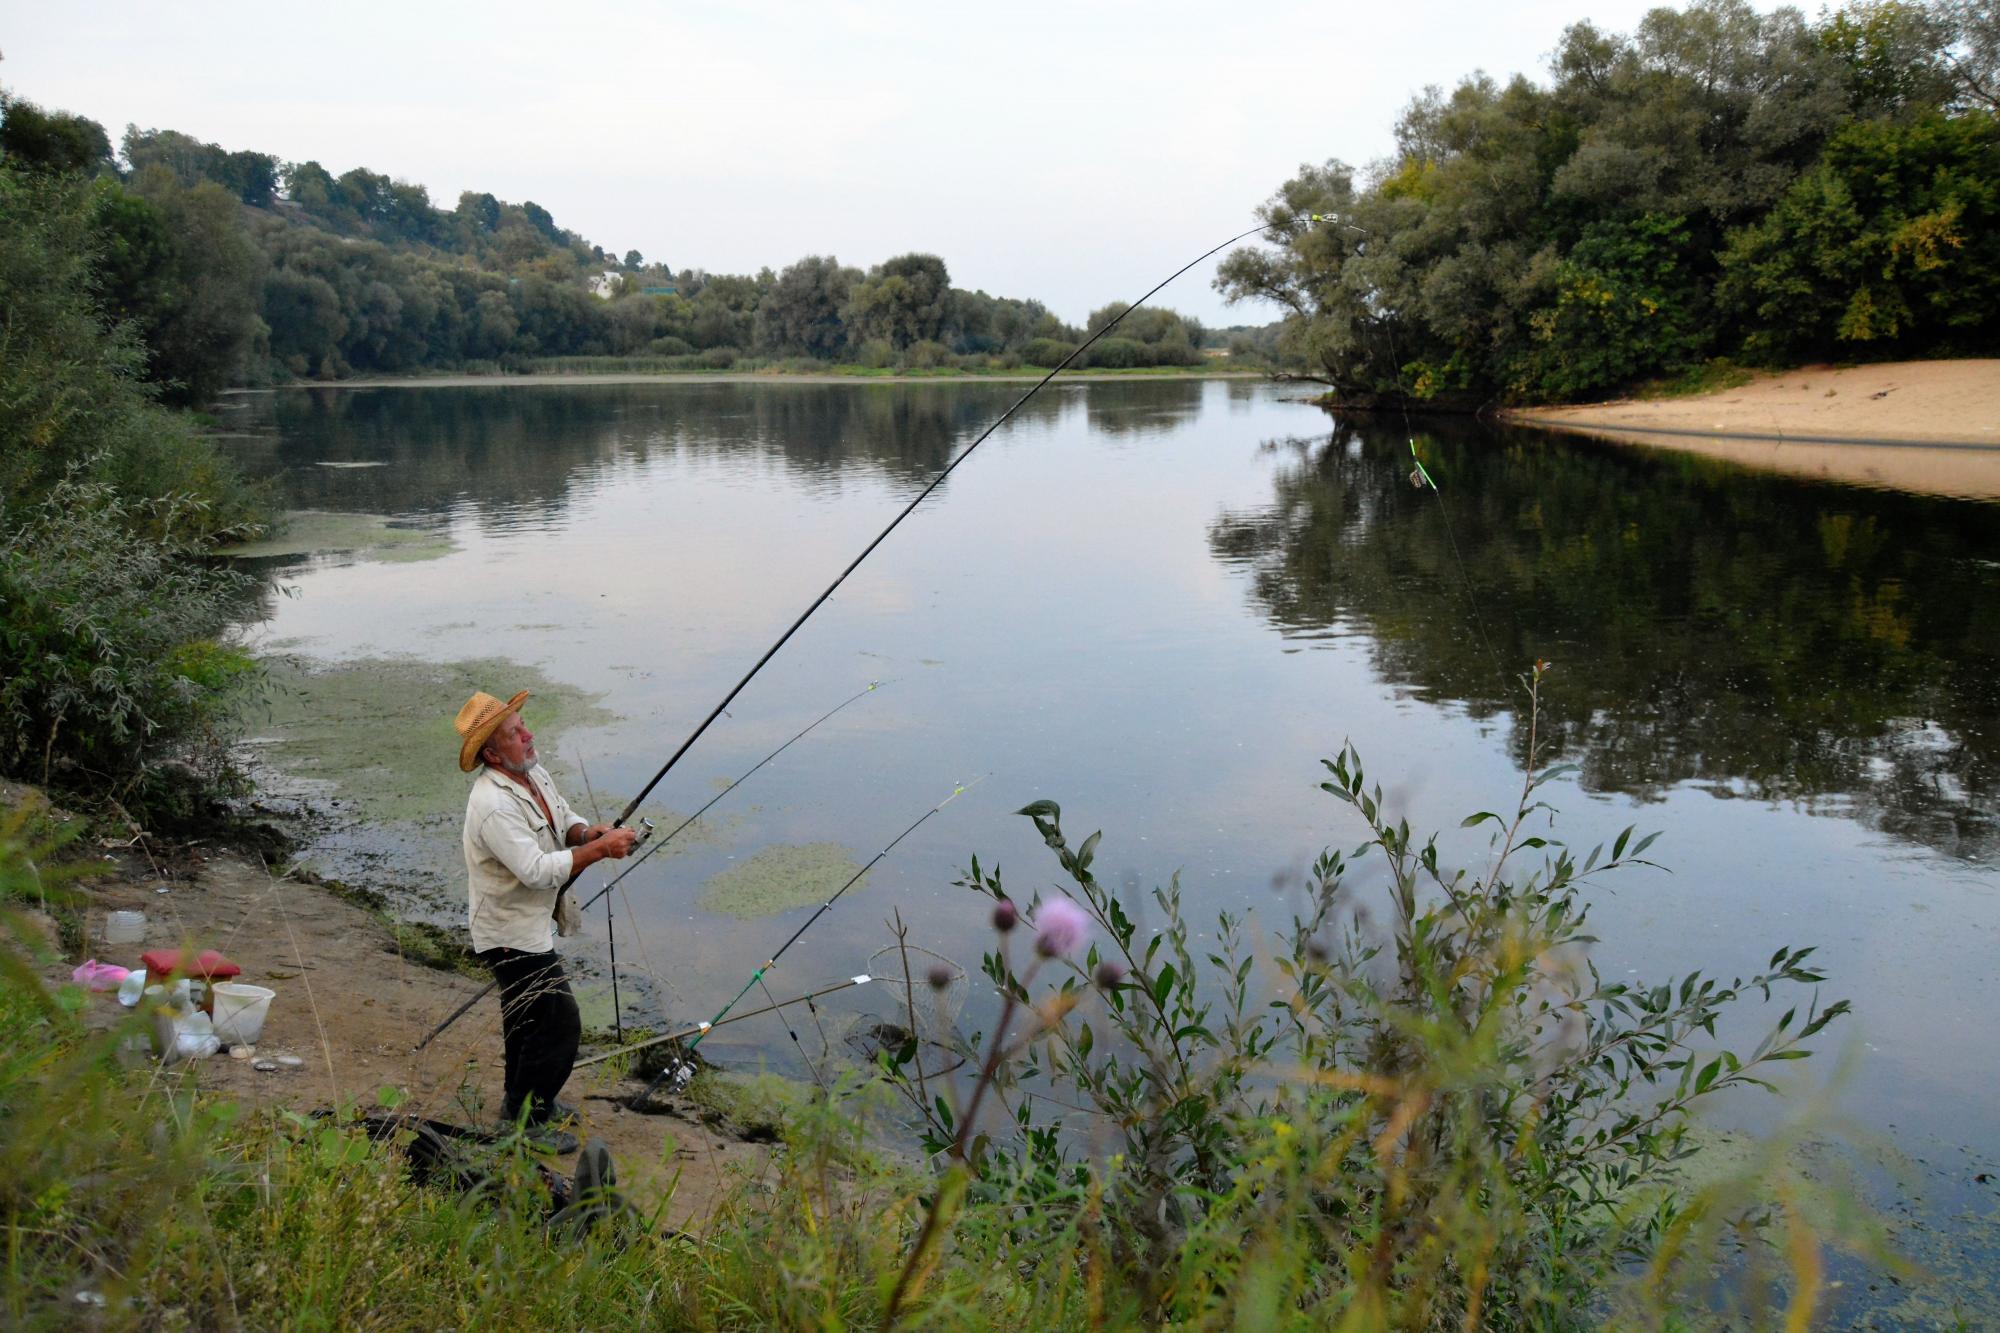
[1503,360,2000,500]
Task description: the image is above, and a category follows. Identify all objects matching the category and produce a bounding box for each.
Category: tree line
[1216,0,2000,403]
[0,101,1217,401]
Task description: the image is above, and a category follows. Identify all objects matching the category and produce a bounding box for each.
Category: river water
[221,378,1998,1173]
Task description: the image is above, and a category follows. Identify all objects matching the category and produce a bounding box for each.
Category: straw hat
[454,690,529,773]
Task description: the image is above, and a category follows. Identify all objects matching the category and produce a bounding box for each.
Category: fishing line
[570,973,877,1069]
[413,678,889,1052]
[604,219,1334,832]
[757,970,828,1094]
[585,678,889,914]
[630,776,983,1108]
[1350,224,1515,695]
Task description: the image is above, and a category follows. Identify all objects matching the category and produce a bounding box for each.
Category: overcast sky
[10,0,1711,325]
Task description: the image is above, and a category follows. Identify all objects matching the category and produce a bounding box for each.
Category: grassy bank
[0,669,1901,1328]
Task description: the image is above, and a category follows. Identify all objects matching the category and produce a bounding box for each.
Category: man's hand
[569,824,640,873]
[570,822,618,846]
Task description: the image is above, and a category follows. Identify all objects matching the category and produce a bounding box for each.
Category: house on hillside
[588,271,681,300]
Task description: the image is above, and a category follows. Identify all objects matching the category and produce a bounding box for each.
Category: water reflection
[1208,418,2000,860]
[231,382,1078,518]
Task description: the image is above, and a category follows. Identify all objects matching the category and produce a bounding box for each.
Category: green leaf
[1015,800,1061,820]
[1460,811,1502,828]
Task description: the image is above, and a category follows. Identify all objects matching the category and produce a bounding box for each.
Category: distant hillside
[2,100,1238,394]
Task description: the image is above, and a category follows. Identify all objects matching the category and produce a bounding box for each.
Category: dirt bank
[26,837,766,1231]
[1502,360,2000,500]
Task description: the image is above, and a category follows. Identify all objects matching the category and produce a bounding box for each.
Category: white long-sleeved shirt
[463,764,588,953]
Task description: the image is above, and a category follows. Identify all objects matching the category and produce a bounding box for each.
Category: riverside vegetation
[0,160,264,829]
[0,670,1885,1327]
[1217,0,1999,403]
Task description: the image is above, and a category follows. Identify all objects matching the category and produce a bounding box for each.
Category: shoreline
[232,367,1269,392]
[19,813,764,1231]
[1499,359,2000,500]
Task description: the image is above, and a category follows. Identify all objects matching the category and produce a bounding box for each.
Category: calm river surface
[223,379,1998,1163]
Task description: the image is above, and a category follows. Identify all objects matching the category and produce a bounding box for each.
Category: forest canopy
[0,99,1212,397]
[1216,0,2000,403]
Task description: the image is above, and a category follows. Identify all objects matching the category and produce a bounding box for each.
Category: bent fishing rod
[599,217,1331,835]
[413,679,887,1051]
[630,777,979,1107]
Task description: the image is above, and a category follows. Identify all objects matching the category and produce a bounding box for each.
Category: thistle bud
[1034,899,1089,958]
[927,962,953,991]
[1093,960,1125,990]
[992,899,1018,933]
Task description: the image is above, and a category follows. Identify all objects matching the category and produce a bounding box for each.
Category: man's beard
[495,746,536,776]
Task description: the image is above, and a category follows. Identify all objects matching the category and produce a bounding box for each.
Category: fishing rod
[573,754,628,1045]
[570,973,875,1069]
[601,217,1333,834]
[413,679,888,1052]
[631,776,980,1107]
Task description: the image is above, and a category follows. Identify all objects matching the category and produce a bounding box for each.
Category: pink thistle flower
[1033,898,1090,957]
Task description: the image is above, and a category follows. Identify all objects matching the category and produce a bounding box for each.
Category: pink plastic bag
[71,959,130,991]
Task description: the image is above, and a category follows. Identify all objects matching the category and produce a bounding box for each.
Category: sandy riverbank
[1503,360,2000,500]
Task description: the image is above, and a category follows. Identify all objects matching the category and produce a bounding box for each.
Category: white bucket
[210,983,275,1045]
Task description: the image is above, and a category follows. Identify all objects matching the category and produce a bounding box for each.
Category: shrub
[1083,336,1145,369]
[906,339,954,370]
[0,482,259,821]
[878,665,1858,1325]
[693,345,739,370]
[856,339,895,369]
[1019,337,1078,368]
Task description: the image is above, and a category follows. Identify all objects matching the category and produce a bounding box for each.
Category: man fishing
[454,689,637,1152]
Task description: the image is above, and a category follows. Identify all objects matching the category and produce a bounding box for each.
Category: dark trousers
[477,947,580,1124]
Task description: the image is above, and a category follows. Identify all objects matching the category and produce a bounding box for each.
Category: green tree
[754,255,858,358]
[1719,111,2000,359]
[0,96,114,176]
[126,168,267,403]
[1513,214,1708,399]
[124,125,278,205]
[844,252,951,350]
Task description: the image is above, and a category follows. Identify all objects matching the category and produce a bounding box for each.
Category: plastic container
[102,910,146,945]
[117,967,149,1007]
[210,983,275,1046]
[71,959,129,991]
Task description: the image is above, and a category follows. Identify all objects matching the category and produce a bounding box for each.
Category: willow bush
[877,664,1864,1327]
